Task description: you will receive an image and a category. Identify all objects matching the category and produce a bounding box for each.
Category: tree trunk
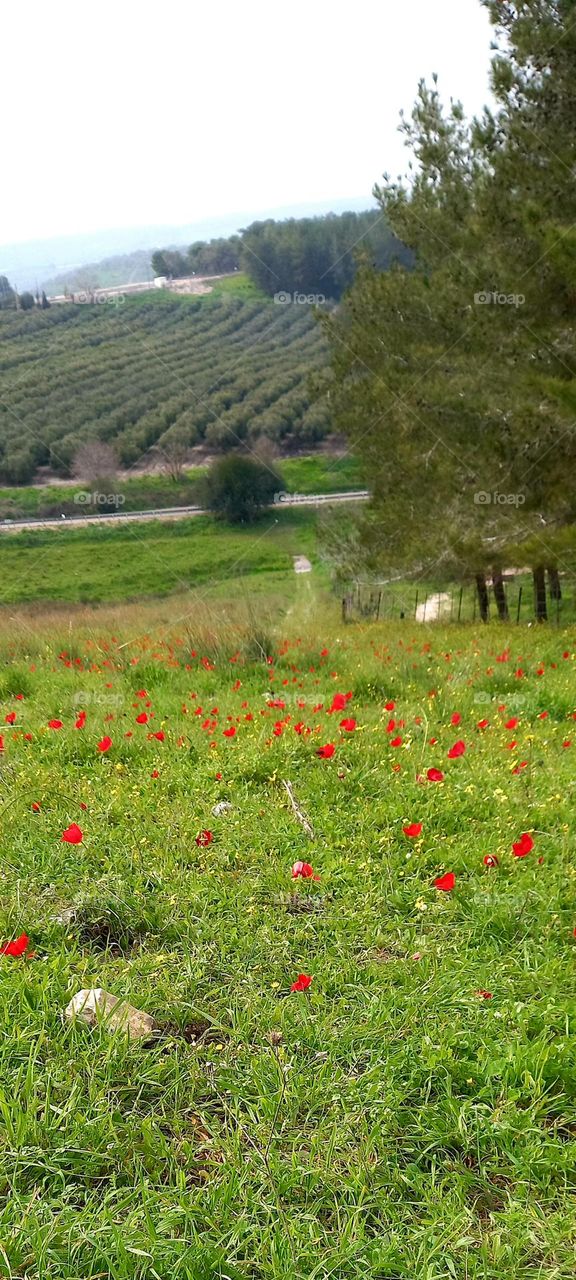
[475,572,489,622]
[547,566,562,600]
[533,565,548,622]
[492,569,509,621]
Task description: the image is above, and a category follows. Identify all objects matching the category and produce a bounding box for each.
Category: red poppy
[316,743,335,758]
[451,713,461,726]
[31,801,41,812]
[504,717,518,730]
[151,769,159,778]
[512,832,534,858]
[385,700,395,711]
[403,822,422,838]
[136,712,148,724]
[290,973,313,992]
[195,830,213,847]
[339,718,356,732]
[447,740,466,759]
[477,719,489,729]
[292,860,319,880]
[483,854,499,868]
[97,736,112,753]
[48,719,63,730]
[4,712,16,725]
[0,933,29,958]
[329,693,347,713]
[223,726,236,738]
[75,711,86,729]
[61,823,83,844]
[434,871,455,892]
[427,768,444,782]
[475,989,493,1000]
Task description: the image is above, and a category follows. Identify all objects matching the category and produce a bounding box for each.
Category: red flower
[48,719,63,730]
[385,700,395,711]
[475,989,493,1000]
[434,871,455,892]
[504,717,518,729]
[195,830,213,847]
[223,726,236,738]
[512,832,534,858]
[451,713,461,726]
[151,769,159,778]
[97,736,112,753]
[291,861,319,880]
[390,735,403,747]
[290,973,312,992]
[151,730,165,741]
[75,711,86,729]
[447,740,466,758]
[136,712,148,724]
[0,933,29,958]
[477,718,489,729]
[31,801,41,812]
[427,768,444,782]
[339,718,356,732]
[329,693,347,713]
[61,823,83,844]
[4,712,16,725]
[483,854,499,868]
[403,822,422,838]
[316,743,335,758]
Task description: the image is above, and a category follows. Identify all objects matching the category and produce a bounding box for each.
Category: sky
[2,0,495,246]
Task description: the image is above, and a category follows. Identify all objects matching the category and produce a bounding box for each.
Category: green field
[0,509,322,606]
[0,607,575,1279]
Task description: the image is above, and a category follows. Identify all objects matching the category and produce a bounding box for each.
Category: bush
[202,453,283,523]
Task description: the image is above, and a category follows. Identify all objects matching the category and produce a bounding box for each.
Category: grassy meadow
[0,589,575,1278]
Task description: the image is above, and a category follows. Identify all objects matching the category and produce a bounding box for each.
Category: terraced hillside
[0,290,329,483]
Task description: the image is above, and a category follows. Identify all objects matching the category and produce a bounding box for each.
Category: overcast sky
[2,0,495,246]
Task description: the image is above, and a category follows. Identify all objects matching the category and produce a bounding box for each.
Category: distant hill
[43,249,156,296]
[0,197,371,293]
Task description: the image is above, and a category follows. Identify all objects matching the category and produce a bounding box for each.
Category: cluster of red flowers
[3,636,572,1002]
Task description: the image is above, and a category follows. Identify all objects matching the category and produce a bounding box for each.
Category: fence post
[516,585,523,624]
[376,591,382,620]
[414,590,419,618]
[457,587,463,622]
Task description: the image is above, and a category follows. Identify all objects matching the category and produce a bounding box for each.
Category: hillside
[0,288,330,484]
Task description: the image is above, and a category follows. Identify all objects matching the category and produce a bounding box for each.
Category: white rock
[64,988,159,1040]
[212,801,233,816]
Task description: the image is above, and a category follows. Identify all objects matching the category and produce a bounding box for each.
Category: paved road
[0,490,370,534]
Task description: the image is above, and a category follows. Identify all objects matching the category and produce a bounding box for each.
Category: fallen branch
[281,779,314,839]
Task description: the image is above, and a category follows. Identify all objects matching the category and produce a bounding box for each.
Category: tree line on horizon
[151,210,412,299]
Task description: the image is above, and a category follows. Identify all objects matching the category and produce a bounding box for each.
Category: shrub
[202,453,283,523]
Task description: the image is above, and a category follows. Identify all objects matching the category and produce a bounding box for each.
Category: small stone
[212,801,233,817]
[64,988,160,1040]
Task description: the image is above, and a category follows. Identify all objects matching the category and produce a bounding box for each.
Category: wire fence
[341,578,573,625]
